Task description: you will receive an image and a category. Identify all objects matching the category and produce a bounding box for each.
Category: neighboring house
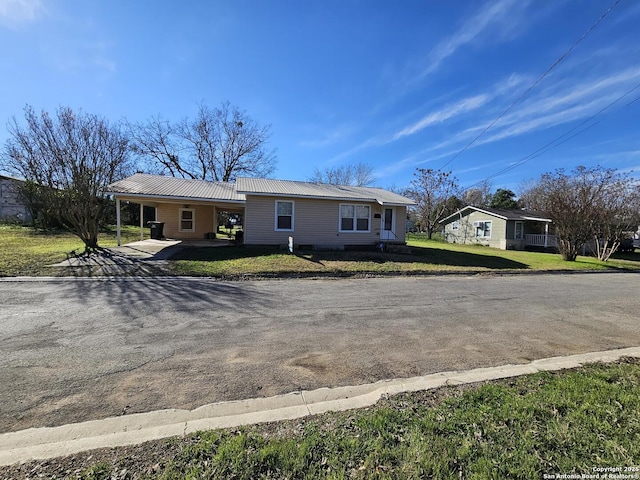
[441,206,555,251]
[0,174,31,224]
[107,174,415,248]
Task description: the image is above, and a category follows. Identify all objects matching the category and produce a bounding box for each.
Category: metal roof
[108,174,416,206]
[107,174,245,202]
[236,178,416,206]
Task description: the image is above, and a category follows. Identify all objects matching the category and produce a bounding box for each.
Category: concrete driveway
[1,273,639,433]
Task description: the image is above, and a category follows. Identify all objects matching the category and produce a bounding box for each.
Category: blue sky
[1,0,639,193]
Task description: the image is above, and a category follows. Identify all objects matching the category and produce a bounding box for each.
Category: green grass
[407,235,640,272]
[73,359,640,479]
[169,235,640,277]
[0,224,148,276]
[2,224,639,277]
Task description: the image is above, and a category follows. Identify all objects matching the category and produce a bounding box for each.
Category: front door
[380,207,395,241]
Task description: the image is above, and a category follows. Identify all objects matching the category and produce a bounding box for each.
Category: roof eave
[240,191,379,203]
[108,191,246,204]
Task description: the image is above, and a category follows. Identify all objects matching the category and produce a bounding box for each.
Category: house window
[275,200,294,231]
[475,221,491,238]
[514,221,523,240]
[180,208,195,232]
[340,204,370,232]
[452,221,459,230]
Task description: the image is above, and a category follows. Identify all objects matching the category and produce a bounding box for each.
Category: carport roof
[107,173,246,203]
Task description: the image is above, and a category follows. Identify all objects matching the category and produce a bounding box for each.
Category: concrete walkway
[1,346,638,467]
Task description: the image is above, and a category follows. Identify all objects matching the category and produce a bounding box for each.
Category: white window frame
[274,200,294,231]
[475,220,492,238]
[452,221,460,231]
[339,203,371,233]
[514,221,524,240]
[179,208,195,232]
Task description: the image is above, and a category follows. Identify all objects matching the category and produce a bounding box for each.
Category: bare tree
[2,105,131,252]
[129,102,276,182]
[407,168,460,239]
[462,180,492,207]
[516,178,540,210]
[127,115,191,178]
[590,178,640,261]
[311,162,375,186]
[522,166,639,261]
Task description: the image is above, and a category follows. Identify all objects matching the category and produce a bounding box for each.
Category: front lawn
[2,225,639,277]
[5,359,640,479]
[0,225,147,276]
[168,236,640,277]
[407,235,640,272]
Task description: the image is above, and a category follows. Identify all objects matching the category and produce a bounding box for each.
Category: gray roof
[237,177,416,206]
[107,174,245,203]
[108,174,415,206]
[442,206,552,223]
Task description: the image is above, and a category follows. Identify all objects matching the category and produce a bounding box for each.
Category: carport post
[140,203,144,241]
[116,197,121,246]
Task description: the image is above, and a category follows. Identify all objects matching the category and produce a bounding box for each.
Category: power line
[440,0,622,170]
[463,81,640,189]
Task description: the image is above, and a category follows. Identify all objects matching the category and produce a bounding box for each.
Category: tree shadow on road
[56,275,274,320]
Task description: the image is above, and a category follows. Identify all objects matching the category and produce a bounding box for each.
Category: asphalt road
[1,273,639,433]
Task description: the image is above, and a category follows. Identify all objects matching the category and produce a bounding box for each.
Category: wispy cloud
[330,73,526,166]
[299,124,354,148]
[478,66,640,145]
[373,1,532,113]
[417,0,530,81]
[367,62,640,180]
[380,73,527,148]
[326,96,481,164]
[390,95,489,142]
[0,0,45,28]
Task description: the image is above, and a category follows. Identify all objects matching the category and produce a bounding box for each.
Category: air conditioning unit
[472,221,482,228]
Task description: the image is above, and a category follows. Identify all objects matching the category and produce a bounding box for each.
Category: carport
[107,173,246,245]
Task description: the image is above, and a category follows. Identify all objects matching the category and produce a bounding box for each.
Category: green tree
[489,189,520,209]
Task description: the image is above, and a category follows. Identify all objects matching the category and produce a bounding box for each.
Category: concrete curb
[1,347,639,466]
[2,269,640,283]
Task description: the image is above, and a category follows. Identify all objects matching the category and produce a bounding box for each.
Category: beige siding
[244,195,394,246]
[156,203,216,239]
[444,211,507,249]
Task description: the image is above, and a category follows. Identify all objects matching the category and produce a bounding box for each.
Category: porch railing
[525,234,557,247]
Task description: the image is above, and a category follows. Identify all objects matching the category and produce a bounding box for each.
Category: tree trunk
[426,225,434,239]
[559,240,578,261]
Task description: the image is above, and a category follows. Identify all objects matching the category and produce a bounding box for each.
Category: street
[1,273,639,432]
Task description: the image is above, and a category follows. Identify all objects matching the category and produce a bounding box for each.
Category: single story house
[0,174,31,224]
[441,206,556,251]
[107,173,416,248]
